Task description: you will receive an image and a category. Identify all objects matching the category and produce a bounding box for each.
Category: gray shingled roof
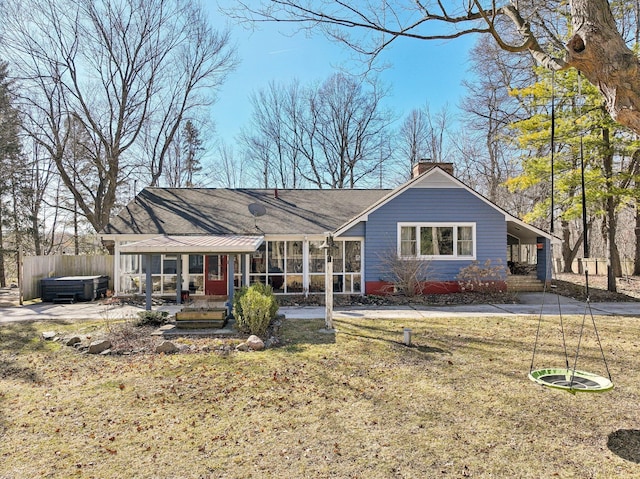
[102,188,390,236]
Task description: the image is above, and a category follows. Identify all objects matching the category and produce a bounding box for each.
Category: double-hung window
[398,223,475,259]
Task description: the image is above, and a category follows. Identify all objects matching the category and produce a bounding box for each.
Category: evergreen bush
[234,283,278,336]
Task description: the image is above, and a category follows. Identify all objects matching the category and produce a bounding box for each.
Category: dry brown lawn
[1,312,639,478]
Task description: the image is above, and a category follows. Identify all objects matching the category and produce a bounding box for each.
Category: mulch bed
[277,291,519,307]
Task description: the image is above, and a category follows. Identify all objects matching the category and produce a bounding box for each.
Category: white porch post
[320,233,336,332]
[175,254,182,304]
[145,254,152,311]
[113,241,120,296]
[325,250,334,330]
[227,254,235,312]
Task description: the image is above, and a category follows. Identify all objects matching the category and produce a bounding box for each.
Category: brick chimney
[411,160,454,178]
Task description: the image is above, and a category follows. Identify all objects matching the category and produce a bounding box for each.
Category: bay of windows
[399,224,475,258]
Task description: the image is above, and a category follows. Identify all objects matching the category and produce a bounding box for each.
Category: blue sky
[208,5,478,146]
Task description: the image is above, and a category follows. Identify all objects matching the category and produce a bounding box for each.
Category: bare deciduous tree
[241,80,306,188]
[459,35,533,205]
[1,0,237,233]
[309,73,393,188]
[241,73,393,188]
[227,1,640,136]
[396,103,454,180]
[212,140,244,188]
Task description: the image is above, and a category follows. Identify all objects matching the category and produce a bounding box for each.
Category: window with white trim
[398,223,475,259]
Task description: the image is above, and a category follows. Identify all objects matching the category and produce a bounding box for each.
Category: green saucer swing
[528,368,614,394]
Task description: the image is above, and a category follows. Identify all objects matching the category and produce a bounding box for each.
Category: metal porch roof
[118,235,264,254]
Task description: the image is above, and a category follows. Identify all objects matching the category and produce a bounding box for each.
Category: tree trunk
[0,199,6,287]
[567,0,640,133]
[602,127,620,291]
[636,191,640,274]
[561,220,584,273]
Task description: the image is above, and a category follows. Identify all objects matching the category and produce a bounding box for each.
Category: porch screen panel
[286,241,303,293]
[308,241,325,293]
[142,254,162,293]
[343,240,362,293]
[331,242,344,293]
[249,243,267,285]
[162,256,177,293]
[268,241,285,293]
[119,254,141,294]
[188,255,204,294]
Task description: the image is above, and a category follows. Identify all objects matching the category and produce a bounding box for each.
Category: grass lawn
[1,313,639,478]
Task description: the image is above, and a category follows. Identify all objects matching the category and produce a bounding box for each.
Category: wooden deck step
[171,319,228,329]
[175,308,227,321]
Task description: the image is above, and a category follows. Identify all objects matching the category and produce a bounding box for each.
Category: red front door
[205,255,228,295]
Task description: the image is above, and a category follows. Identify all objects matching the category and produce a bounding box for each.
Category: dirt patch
[553,273,640,302]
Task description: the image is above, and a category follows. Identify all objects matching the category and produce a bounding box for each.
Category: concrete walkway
[280,293,640,320]
[1,293,639,323]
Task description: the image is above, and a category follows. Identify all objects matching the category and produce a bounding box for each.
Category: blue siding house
[101,162,553,300]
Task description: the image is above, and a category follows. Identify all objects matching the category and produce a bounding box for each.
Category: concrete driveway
[0,300,181,324]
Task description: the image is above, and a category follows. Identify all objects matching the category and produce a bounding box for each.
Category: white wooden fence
[22,255,114,301]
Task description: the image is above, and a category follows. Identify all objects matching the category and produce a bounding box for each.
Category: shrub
[376,247,431,296]
[457,259,506,293]
[232,286,249,325]
[234,283,278,336]
[136,310,169,327]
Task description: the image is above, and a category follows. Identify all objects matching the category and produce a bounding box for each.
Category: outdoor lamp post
[319,232,337,332]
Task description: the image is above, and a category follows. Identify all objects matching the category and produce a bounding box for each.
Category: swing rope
[530,71,571,374]
[528,70,613,393]
[529,242,571,373]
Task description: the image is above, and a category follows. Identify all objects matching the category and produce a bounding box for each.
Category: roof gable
[334,166,553,241]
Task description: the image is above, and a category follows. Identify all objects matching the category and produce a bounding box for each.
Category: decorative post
[320,233,336,332]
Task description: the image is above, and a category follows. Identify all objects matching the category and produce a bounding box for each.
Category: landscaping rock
[65,336,82,347]
[156,341,178,354]
[246,335,264,351]
[42,331,57,341]
[235,342,249,352]
[88,340,112,354]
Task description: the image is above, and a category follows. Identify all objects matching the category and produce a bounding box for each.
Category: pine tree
[0,61,24,287]
[506,69,640,290]
[182,120,203,188]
